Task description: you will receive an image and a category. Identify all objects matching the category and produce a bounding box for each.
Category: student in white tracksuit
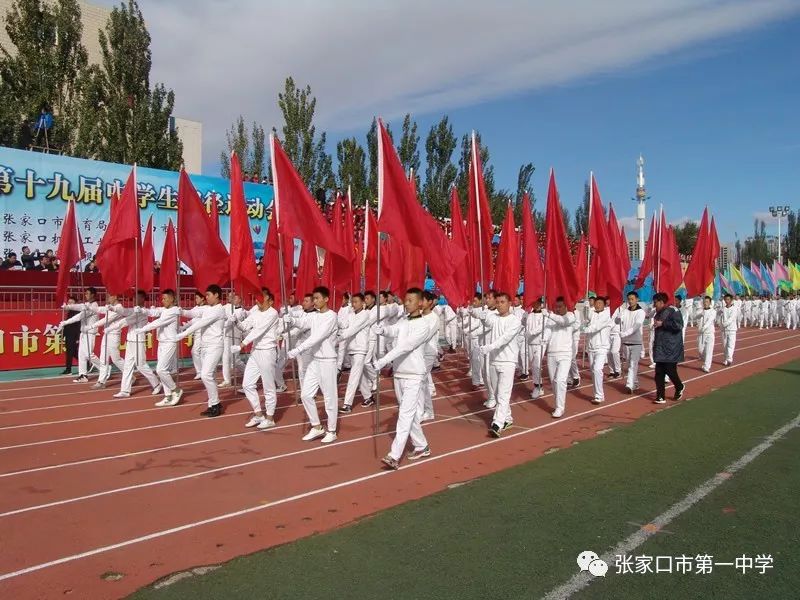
[233,291,280,430]
[512,296,529,379]
[720,294,739,366]
[545,298,577,418]
[584,297,612,404]
[110,292,161,398]
[58,287,100,382]
[88,296,126,388]
[525,300,546,399]
[220,295,246,388]
[336,296,353,371]
[286,286,340,443]
[281,295,312,388]
[479,293,522,436]
[461,294,485,387]
[420,292,442,421]
[678,296,690,342]
[617,292,646,393]
[378,292,402,356]
[338,293,375,412]
[696,296,717,373]
[758,298,769,329]
[187,291,206,379]
[176,285,227,417]
[438,301,459,351]
[137,289,183,407]
[374,288,432,469]
[568,301,586,386]
[607,302,623,378]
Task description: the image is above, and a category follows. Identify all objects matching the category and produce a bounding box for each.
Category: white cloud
[132,0,799,173]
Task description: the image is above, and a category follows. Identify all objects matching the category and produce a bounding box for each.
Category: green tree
[366,117,392,196]
[397,113,420,192]
[741,219,772,264]
[422,116,457,218]
[74,0,182,169]
[0,0,88,152]
[336,137,368,206]
[674,220,700,257]
[785,210,800,263]
[277,76,333,195]
[573,181,590,236]
[455,131,507,226]
[219,116,266,179]
[512,163,535,224]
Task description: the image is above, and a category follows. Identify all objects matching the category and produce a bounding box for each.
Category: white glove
[373,358,386,372]
[374,324,385,335]
[614,317,621,324]
[88,329,98,335]
[175,331,187,341]
[286,348,300,360]
[231,345,241,354]
[61,303,68,309]
[279,305,288,316]
[134,306,143,314]
[479,345,491,356]
[226,315,237,324]
[80,326,89,334]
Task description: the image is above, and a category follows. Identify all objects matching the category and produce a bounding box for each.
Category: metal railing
[0,286,199,313]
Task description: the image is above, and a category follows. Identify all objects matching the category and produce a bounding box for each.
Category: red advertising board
[0,311,192,371]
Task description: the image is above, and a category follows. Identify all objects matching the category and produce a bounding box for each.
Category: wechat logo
[577,550,608,577]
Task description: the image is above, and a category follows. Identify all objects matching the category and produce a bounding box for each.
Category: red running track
[0,327,798,599]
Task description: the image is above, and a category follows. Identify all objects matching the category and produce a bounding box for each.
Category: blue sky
[134,0,800,245]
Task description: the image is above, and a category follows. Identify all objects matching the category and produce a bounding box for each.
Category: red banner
[0,311,193,371]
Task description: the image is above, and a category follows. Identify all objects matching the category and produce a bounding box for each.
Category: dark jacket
[652,305,684,363]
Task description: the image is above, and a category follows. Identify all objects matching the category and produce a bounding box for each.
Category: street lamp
[768,205,791,264]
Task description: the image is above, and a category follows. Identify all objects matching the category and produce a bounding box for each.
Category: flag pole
[70,198,91,376]
[472,131,489,385]
[374,119,386,436]
[656,203,663,294]
[173,216,182,394]
[133,165,142,367]
[582,173,594,368]
[269,133,300,404]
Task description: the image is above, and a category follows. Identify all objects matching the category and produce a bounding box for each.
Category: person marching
[232,289,281,430]
[696,295,717,373]
[583,296,612,404]
[110,291,162,399]
[618,291,646,393]
[373,288,432,470]
[338,293,376,413]
[186,291,206,379]
[461,293,485,389]
[512,294,529,381]
[478,292,522,436]
[607,301,623,379]
[526,298,546,399]
[88,294,126,389]
[545,297,577,418]
[420,291,442,422]
[720,293,739,367]
[136,288,184,407]
[567,299,584,388]
[176,285,227,417]
[651,292,686,404]
[220,292,246,389]
[58,287,100,383]
[285,286,340,443]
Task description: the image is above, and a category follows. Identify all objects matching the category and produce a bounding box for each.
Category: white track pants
[120,337,159,394]
[547,355,572,413]
[200,345,223,406]
[723,331,736,364]
[389,376,427,460]
[491,362,516,427]
[623,344,643,389]
[698,333,714,371]
[589,351,607,401]
[243,348,277,416]
[77,331,97,376]
[527,345,543,386]
[156,342,177,394]
[300,358,338,431]
[607,334,621,374]
[469,339,484,386]
[343,353,372,407]
[92,332,123,383]
[222,334,245,384]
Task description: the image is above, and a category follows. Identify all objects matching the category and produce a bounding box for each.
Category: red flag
[363,206,387,292]
[140,214,155,292]
[260,218,293,307]
[322,194,354,307]
[682,208,712,296]
[466,134,494,291]
[229,152,262,299]
[619,225,631,287]
[208,192,220,237]
[709,216,720,273]
[450,187,471,306]
[159,219,178,293]
[588,175,623,309]
[634,214,657,288]
[345,190,360,293]
[375,118,465,293]
[521,192,544,308]
[607,204,628,291]
[544,169,580,309]
[574,235,588,290]
[54,200,86,303]
[294,241,320,298]
[656,212,683,296]
[493,203,520,296]
[96,168,142,295]
[270,134,347,257]
[177,169,230,293]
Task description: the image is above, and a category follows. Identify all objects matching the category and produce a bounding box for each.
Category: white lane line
[2,340,797,521]
[541,412,800,599]
[0,343,797,582]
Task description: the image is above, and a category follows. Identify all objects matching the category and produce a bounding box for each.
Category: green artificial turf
[131,361,800,600]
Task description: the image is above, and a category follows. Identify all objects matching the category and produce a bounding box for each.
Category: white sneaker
[245,415,265,428]
[193,374,202,380]
[420,412,435,422]
[483,399,497,409]
[168,388,184,406]
[113,391,130,399]
[430,388,437,397]
[257,418,276,430]
[302,426,325,441]
[552,408,564,418]
[702,367,711,373]
[649,363,656,369]
[218,381,231,389]
[531,386,543,399]
[92,382,106,389]
[154,396,172,407]
[321,431,338,444]
[592,397,604,404]
[276,384,287,393]
[236,388,245,394]
[151,384,162,396]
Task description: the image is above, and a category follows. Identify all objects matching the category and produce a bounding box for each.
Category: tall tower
[634,155,648,260]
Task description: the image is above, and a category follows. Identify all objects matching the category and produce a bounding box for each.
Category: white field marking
[0,330,787,468]
[0,361,468,404]
[0,343,797,582]
[541,412,800,600]
[0,328,771,426]
[2,339,797,520]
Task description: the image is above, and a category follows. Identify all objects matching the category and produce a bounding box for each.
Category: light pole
[768,205,790,264]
